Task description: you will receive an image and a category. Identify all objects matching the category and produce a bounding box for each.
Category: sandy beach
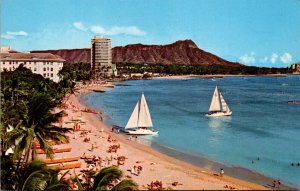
[38,82,273,190]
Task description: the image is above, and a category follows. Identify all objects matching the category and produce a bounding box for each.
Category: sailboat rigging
[206,86,232,117]
[125,93,158,135]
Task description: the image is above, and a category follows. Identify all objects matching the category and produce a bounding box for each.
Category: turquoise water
[83,75,300,188]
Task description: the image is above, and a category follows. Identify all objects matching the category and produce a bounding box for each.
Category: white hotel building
[0,53,64,82]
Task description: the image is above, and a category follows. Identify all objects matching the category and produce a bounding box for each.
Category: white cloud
[1,31,28,40]
[7,31,28,36]
[270,53,278,64]
[107,26,146,36]
[73,22,87,31]
[73,21,146,36]
[90,25,106,34]
[280,53,292,64]
[259,56,268,63]
[1,34,15,39]
[239,52,256,64]
[90,25,146,36]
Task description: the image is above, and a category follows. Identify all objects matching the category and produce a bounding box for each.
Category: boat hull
[126,129,158,135]
[206,111,232,117]
[288,101,300,105]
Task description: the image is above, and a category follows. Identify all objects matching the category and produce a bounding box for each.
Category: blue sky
[1,0,300,67]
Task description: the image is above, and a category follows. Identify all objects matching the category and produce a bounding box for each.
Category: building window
[47,67,49,71]
[43,74,46,77]
[51,74,53,77]
[47,73,49,77]
[43,68,46,71]
[50,68,53,71]
[34,67,37,71]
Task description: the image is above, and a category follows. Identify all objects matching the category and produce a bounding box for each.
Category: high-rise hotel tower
[91,35,112,78]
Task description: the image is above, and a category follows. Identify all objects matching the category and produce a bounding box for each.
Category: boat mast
[125,93,153,129]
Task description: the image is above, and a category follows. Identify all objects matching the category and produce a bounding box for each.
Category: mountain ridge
[31,40,241,67]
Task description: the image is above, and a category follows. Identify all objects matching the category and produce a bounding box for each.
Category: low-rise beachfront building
[0,53,64,82]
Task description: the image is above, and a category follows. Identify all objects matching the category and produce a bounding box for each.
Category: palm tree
[92,166,138,191]
[5,92,72,168]
[58,70,79,103]
[15,160,69,191]
[76,166,138,191]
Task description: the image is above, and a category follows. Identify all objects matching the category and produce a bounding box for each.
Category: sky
[1,0,300,67]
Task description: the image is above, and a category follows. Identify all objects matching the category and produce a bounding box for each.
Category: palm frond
[35,132,54,159]
[21,170,48,191]
[111,179,139,191]
[93,166,123,190]
[76,175,85,190]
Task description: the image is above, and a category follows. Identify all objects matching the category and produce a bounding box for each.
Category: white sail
[138,94,153,128]
[219,93,230,112]
[209,86,221,112]
[125,101,139,129]
[125,93,153,129]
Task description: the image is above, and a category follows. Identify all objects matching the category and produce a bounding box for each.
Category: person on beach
[131,166,135,174]
[220,168,224,177]
[97,156,102,168]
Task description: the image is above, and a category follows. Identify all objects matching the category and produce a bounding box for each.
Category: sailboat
[206,86,232,117]
[125,93,158,135]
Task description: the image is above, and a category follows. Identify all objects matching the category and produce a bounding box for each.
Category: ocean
[81,75,300,188]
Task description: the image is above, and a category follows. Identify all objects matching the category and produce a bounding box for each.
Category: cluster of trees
[116,63,290,75]
[1,65,138,190]
[59,63,92,81]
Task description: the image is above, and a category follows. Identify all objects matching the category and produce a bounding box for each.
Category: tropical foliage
[59,62,91,82]
[117,63,290,76]
[15,160,69,191]
[1,65,139,190]
[76,166,138,191]
[1,65,72,190]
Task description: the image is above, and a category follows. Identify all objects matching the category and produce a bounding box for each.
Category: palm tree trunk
[31,142,35,161]
[24,139,33,166]
[16,156,22,171]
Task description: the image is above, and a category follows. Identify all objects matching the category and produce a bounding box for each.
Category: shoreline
[81,89,296,190]
[152,74,294,80]
[50,82,296,190]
